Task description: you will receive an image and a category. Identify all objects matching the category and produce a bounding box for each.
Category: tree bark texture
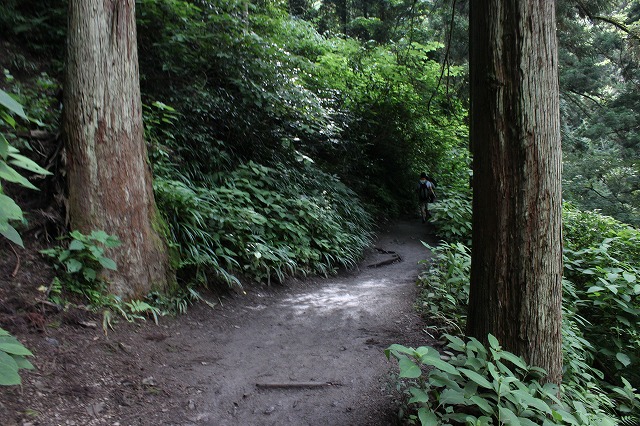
[468,0,563,384]
[63,0,172,298]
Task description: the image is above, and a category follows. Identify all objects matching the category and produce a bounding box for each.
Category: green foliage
[40,230,181,327]
[428,189,472,245]
[562,205,640,386]
[135,0,469,220]
[0,88,52,246]
[155,161,373,288]
[0,327,34,386]
[557,1,640,226]
[386,335,620,425]
[3,69,61,131]
[40,230,121,304]
[416,241,470,335]
[412,198,640,422]
[0,0,67,58]
[110,299,162,325]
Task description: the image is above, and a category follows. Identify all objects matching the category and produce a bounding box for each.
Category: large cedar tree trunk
[467,0,563,384]
[63,0,172,298]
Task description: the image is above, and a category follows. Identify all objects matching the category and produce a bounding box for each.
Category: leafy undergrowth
[155,161,374,289]
[393,192,640,424]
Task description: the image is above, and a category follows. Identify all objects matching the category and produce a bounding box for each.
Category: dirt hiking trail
[1,219,437,425]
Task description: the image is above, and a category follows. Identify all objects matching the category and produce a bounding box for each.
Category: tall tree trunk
[63,0,173,298]
[467,0,563,384]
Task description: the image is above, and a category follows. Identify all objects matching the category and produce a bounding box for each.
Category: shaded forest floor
[0,219,437,425]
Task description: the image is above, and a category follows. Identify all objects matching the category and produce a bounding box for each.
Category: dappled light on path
[281,278,391,316]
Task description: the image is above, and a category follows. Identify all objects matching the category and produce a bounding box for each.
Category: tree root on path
[367,248,402,268]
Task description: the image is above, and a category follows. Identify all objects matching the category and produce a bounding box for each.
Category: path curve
[142,220,436,425]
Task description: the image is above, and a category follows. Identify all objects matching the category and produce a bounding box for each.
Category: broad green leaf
[0,162,38,190]
[0,193,23,221]
[66,258,83,273]
[69,230,84,240]
[572,400,589,423]
[8,153,51,175]
[516,390,552,414]
[1,110,16,128]
[496,351,527,370]
[0,89,27,119]
[90,229,110,243]
[444,334,466,351]
[487,334,500,350]
[385,344,417,359]
[428,371,463,391]
[616,352,631,367]
[418,408,438,426]
[398,356,422,378]
[0,137,8,158]
[0,328,9,336]
[552,409,579,424]
[605,284,618,294]
[421,354,460,376]
[586,285,604,294]
[622,272,636,283]
[13,355,34,370]
[414,346,436,358]
[469,395,493,414]
[1,224,23,247]
[68,240,85,251]
[459,367,493,389]
[445,413,477,422]
[83,268,97,281]
[497,406,520,425]
[439,388,467,405]
[89,246,103,258]
[0,351,19,371]
[0,342,33,356]
[98,257,117,270]
[408,387,429,404]
[0,363,21,385]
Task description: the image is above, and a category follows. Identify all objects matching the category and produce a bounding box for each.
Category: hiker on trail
[416,172,436,223]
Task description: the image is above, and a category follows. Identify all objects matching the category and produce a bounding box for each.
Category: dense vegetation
[401,195,640,423]
[1,0,639,422]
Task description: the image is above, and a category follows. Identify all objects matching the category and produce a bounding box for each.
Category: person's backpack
[419,182,430,202]
[419,181,436,203]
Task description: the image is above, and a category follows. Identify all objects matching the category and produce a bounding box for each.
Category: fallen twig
[10,244,20,277]
[256,381,341,389]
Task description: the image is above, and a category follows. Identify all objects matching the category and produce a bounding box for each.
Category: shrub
[386,335,621,425]
[563,205,640,386]
[155,161,373,288]
[40,230,121,304]
[409,198,640,423]
[428,189,472,245]
[416,241,470,335]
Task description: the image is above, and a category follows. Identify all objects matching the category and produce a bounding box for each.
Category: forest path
[1,219,436,426]
[144,219,437,425]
